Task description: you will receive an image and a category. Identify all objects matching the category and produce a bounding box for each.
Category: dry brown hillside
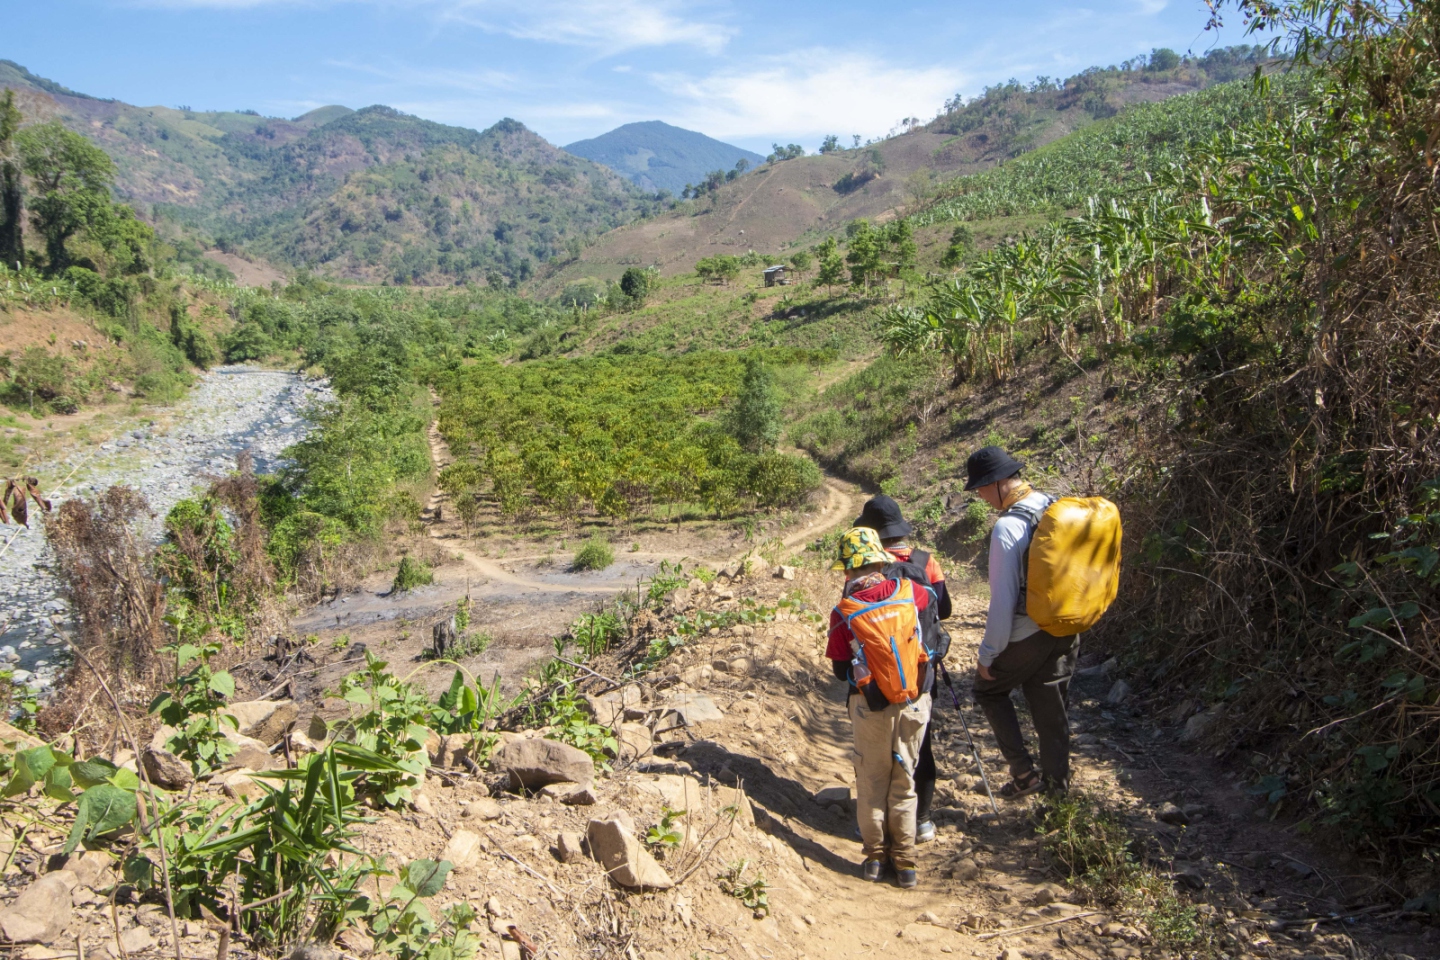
[541,77,1213,289]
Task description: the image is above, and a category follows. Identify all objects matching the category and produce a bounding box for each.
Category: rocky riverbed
[0,366,330,697]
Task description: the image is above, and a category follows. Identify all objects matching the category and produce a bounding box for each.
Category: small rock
[586,817,673,890]
[1105,679,1132,705]
[562,784,597,805]
[711,659,730,673]
[663,693,724,726]
[773,565,796,580]
[615,722,652,761]
[1172,864,1205,890]
[337,927,374,956]
[814,784,851,805]
[1030,882,1066,905]
[117,927,153,954]
[728,657,752,675]
[485,898,503,917]
[221,769,259,801]
[1285,859,1315,878]
[495,738,595,790]
[1181,710,1217,741]
[469,797,503,820]
[944,857,980,881]
[1001,949,1025,960]
[224,700,298,745]
[61,851,112,890]
[1157,802,1188,825]
[555,832,586,864]
[916,910,939,924]
[412,793,433,816]
[141,746,193,791]
[0,871,75,942]
[443,830,482,870]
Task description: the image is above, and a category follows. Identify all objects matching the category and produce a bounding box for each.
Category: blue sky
[6,0,1263,152]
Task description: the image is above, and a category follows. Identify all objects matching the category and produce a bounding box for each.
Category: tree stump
[432,616,457,659]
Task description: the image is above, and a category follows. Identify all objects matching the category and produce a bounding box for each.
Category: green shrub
[393,556,434,592]
[336,652,430,806]
[572,535,614,571]
[222,322,273,362]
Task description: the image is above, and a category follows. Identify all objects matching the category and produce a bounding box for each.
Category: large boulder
[0,871,75,942]
[585,817,673,890]
[224,700,298,745]
[494,739,594,790]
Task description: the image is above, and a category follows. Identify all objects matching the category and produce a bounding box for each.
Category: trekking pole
[937,660,1002,819]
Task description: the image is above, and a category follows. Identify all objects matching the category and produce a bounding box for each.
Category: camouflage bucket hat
[831,526,890,571]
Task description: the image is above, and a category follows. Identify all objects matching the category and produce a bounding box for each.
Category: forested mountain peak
[564,120,764,194]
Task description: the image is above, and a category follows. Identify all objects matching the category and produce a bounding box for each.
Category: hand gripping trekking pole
[937,660,1001,819]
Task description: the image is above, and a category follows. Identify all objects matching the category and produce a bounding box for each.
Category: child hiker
[826,527,933,888]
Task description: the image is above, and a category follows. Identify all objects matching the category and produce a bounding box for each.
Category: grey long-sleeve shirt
[979,490,1053,667]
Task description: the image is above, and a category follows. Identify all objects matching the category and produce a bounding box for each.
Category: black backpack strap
[908,548,931,579]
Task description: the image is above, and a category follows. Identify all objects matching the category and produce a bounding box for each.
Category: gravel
[0,366,330,698]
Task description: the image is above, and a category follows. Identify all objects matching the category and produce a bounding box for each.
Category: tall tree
[814,237,845,292]
[16,122,115,274]
[724,356,782,453]
[0,91,22,270]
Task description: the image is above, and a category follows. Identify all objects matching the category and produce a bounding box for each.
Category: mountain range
[0,60,660,284]
[564,121,764,195]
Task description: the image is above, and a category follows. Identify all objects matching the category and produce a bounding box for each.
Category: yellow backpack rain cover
[1024,497,1123,636]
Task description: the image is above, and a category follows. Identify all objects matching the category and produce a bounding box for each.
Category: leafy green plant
[571,611,624,659]
[370,859,477,960]
[645,807,686,856]
[149,642,239,777]
[393,556,434,593]
[337,653,431,806]
[572,535,614,572]
[540,691,616,766]
[1,746,140,854]
[718,859,770,916]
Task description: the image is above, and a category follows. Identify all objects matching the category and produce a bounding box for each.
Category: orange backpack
[835,578,928,706]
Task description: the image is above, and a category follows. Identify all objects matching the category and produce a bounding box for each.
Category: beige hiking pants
[848,692,931,869]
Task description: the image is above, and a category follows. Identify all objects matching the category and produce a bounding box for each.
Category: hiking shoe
[862,859,884,882]
[896,868,918,889]
[916,819,936,843]
[999,770,1043,801]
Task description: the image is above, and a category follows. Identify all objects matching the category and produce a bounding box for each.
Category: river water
[0,366,330,695]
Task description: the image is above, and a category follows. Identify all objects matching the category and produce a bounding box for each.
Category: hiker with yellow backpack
[826,527,934,889]
[964,446,1122,798]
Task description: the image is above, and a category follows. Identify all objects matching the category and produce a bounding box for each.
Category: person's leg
[973,637,1052,778]
[914,721,937,832]
[1020,634,1080,791]
[887,693,931,873]
[849,694,898,864]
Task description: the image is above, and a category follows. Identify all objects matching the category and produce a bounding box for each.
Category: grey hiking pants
[973,631,1078,790]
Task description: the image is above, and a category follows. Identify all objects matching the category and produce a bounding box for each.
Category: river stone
[586,817,673,890]
[495,738,594,790]
[224,700,297,745]
[1105,679,1132,704]
[0,871,76,942]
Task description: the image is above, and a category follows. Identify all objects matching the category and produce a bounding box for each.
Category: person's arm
[978,516,1026,668]
[831,658,851,682]
[932,577,952,622]
[826,608,855,684]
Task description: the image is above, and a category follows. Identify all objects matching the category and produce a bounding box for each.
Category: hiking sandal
[999,771,1043,800]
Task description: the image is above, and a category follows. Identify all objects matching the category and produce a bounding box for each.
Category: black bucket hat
[964,446,1024,491]
[852,494,913,540]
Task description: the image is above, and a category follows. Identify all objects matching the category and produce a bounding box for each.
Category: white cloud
[656,50,966,143]
[131,0,734,53]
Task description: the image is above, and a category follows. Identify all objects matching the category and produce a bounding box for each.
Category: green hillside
[564,120,764,194]
[1,66,661,284]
